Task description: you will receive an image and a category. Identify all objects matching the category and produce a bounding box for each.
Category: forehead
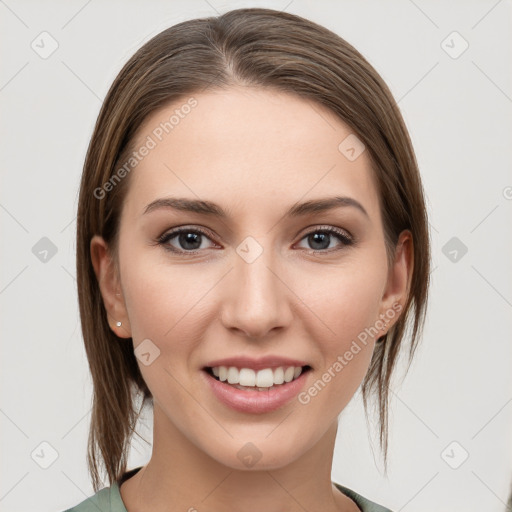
[123,86,380,223]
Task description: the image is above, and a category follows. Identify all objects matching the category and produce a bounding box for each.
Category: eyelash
[155,225,355,255]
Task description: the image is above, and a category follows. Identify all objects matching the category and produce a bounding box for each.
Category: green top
[63,466,393,512]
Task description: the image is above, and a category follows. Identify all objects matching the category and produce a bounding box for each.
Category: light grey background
[1,1,511,511]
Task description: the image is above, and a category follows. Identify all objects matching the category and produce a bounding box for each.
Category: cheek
[120,261,204,404]
[300,256,387,344]
[126,275,185,338]
[119,236,204,336]
[295,256,387,402]
[120,251,219,382]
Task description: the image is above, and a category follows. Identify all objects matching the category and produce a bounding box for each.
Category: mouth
[202,363,312,413]
[203,365,312,391]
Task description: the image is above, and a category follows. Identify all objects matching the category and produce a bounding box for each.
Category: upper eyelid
[160,224,352,238]
[158,224,353,248]
[163,225,217,241]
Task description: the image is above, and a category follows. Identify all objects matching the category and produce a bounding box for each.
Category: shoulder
[61,483,125,512]
[333,482,394,512]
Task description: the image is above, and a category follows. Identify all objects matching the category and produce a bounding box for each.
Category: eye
[296,226,354,253]
[156,226,217,253]
[155,225,354,255]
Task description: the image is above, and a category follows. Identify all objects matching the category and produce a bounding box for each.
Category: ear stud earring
[116,321,122,327]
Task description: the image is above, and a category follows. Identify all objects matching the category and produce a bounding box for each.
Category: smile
[202,365,312,413]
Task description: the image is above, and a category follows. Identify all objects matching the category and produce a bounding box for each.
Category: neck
[120,403,358,512]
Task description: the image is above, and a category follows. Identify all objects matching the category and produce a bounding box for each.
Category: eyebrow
[143,196,369,219]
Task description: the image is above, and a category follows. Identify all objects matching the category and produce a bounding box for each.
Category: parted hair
[76,7,431,491]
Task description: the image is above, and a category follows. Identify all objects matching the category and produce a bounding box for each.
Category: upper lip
[204,356,310,371]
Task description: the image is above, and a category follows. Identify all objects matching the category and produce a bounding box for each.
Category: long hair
[76,7,431,491]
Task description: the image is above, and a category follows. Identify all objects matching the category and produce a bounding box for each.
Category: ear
[90,235,132,339]
[378,230,413,332]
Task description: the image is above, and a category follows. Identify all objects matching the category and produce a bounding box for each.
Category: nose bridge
[222,235,290,337]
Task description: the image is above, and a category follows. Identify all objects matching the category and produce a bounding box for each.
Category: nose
[220,242,293,339]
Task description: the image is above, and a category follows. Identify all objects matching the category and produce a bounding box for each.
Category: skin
[91,86,412,512]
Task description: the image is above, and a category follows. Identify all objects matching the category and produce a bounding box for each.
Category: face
[92,86,410,471]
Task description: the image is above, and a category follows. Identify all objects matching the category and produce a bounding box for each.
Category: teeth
[273,367,284,384]
[284,366,295,382]
[211,365,304,388]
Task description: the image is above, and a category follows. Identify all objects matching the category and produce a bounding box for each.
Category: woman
[65,7,430,512]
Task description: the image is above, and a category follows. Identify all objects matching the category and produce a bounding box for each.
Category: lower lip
[202,369,309,414]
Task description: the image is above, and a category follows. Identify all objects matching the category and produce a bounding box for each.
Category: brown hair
[76,7,430,491]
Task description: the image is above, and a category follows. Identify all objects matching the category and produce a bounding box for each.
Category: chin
[202,435,309,471]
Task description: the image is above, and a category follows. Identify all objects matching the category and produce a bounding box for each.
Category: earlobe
[378,230,414,331]
[90,235,132,338]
